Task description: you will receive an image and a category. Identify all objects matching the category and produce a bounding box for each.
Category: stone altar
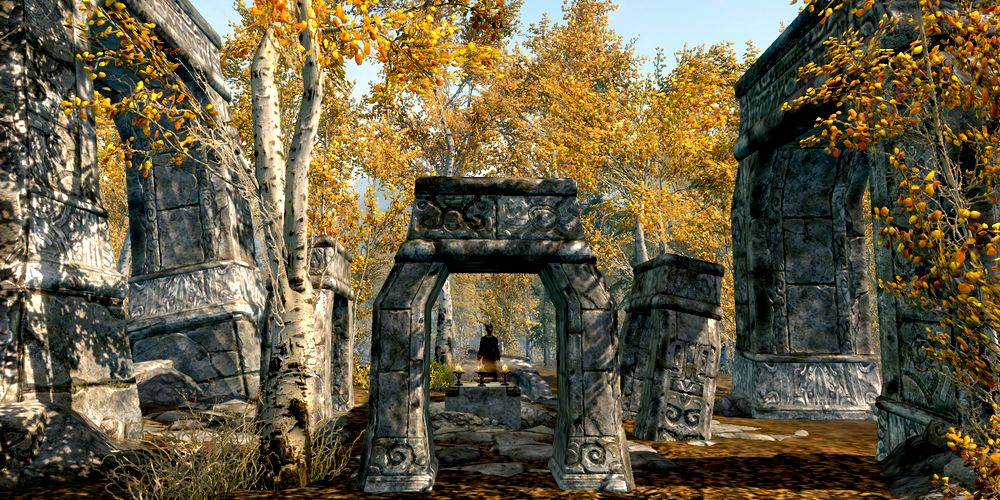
[620,254,723,441]
[444,383,521,429]
[359,177,633,493]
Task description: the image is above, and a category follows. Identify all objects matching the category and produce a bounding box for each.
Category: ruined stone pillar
[0,0,142,483]
[101,0,265,402]
[309,237,355,425]
[623,254,723,441]
[732,9,882,422]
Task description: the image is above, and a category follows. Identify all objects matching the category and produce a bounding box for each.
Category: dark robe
[476,335,501,376]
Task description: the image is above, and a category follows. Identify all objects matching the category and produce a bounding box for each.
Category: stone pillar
[0,0,142,482]
[309,237,355,424]
[732,8,883,421]
[619,309,651,420]
[870,151,961,459]
[624,254,723,442]
[96,0,265,403]
[361,261,448,493]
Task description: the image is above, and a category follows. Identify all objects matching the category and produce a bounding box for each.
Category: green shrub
[429,360,453,390]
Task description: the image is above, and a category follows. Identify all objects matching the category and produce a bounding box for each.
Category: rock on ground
[443,462,525,477]
[134,359,204,409]
[0,402,123,490]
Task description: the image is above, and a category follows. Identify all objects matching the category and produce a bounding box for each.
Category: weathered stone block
[158,207,205,268]
[781,149,836,217]
[634,309,720,442]
[132,333,216,382]
[581,309,616,371]
[134,359,204,408]
[155,166,199,210]
[375,311,411,373]
[20,293,132,390]
[786,285,839,353]
[783,218,835,284]
[373,371,410,437]
[444,384,521,429]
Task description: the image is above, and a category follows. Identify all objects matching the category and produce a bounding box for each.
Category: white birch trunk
[633,218,648,266]
[254,0,325,488]
[435,279,454,365]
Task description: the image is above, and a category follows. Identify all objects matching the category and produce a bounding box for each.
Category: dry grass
[104,406,355,499]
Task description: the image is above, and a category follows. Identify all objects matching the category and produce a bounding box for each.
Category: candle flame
[501,364,510,373]
[453,364,464,373]
[477,364,484,371]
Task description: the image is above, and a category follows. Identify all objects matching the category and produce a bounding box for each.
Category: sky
[190,1,801,99]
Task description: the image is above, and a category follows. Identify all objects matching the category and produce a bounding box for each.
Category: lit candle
[453,364,464,373]
[501,364,510,374]
[477,364,484,372]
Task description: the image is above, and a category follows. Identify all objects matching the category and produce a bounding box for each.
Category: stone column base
[359,437,438,493]
[733,351,880,419]
[549,458,632,492]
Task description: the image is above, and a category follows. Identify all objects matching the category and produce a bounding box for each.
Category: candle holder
[452,365,464,387]
[500,364,511,386]
[475,370,488,386]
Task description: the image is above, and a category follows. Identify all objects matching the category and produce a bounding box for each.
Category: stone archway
[359,177,633,493]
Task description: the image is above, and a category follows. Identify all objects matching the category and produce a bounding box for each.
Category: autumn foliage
[788,0,1000,495]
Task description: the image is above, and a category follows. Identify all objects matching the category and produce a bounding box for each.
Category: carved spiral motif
[665,404,683,423]
[387,443,413,467]
[581,442,607,468]
[684,409,701,426]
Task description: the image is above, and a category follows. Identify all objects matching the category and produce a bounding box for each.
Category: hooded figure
[476,324,501,380]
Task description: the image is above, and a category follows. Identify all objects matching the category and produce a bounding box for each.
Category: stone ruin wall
[734,2,960,459]
[0,0,143,444]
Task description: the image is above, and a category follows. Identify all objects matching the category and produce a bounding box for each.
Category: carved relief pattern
[876,407,924,461]
[129,263,265,320]
[408,194,585,241]
[497,196,582,240]
[752,360,880,411]
[618,311,650,417]
[666,340,715,398]
[366,438,430,477]
[732,153,754,347]
[563,437,624,474]
[409,195,496,239]
[897,321,958,418]
[768,148,789,352]
[28,194,113,270]
[738,7,881,133]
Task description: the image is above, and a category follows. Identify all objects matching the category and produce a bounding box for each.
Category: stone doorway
[358,177,634,492]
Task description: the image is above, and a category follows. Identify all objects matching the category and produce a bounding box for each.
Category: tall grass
[106,408,356,499]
